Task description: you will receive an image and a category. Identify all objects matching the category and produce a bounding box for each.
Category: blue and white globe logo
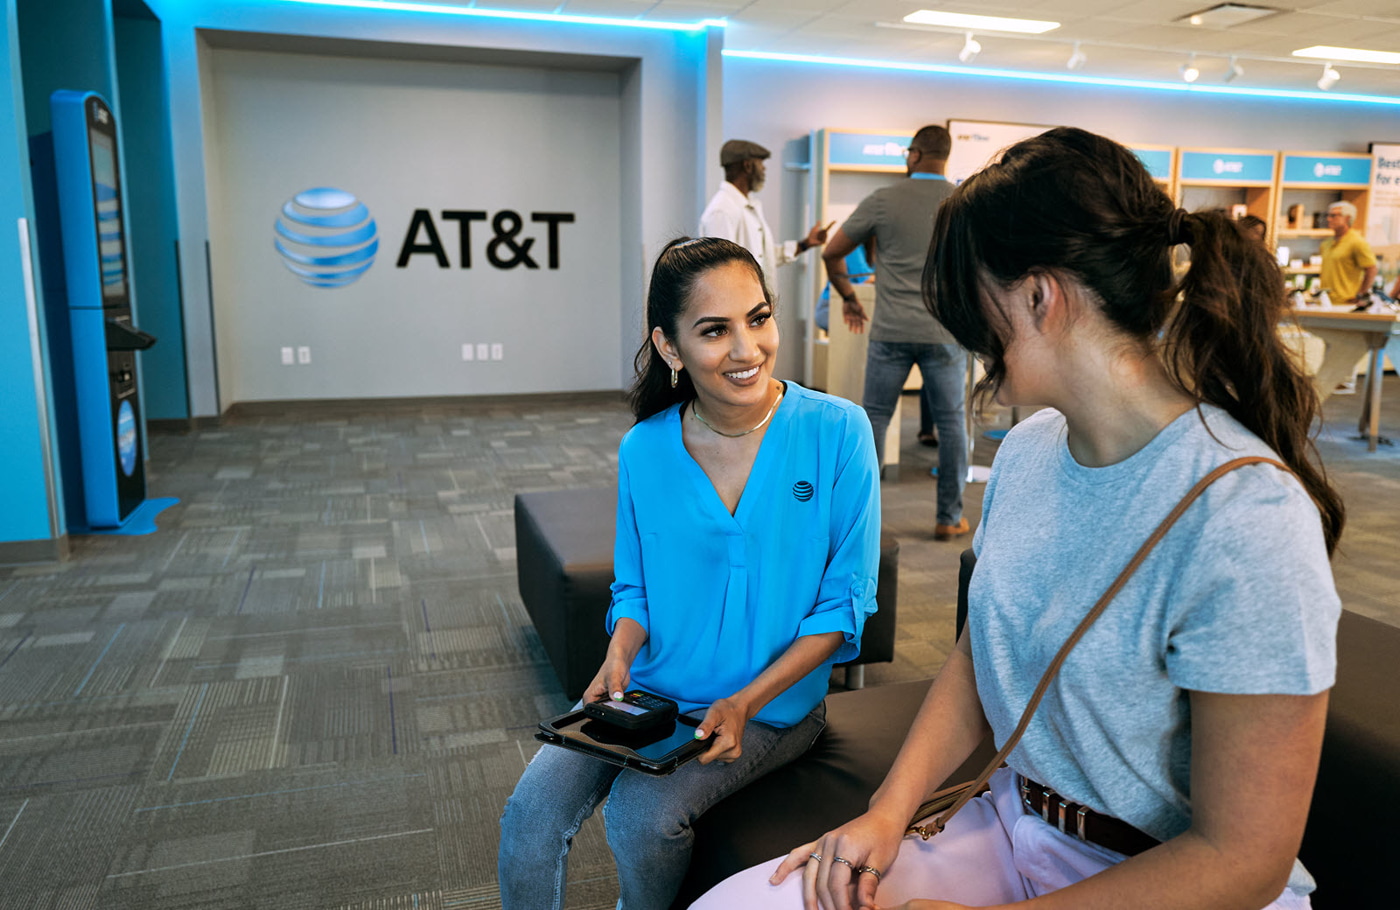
[274,187,379,288]
[116,400,137,477]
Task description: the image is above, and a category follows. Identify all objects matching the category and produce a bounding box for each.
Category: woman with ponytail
[695,128,1344,910]
[499,237,881,909]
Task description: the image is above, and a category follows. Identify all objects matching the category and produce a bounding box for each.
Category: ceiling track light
[958,31,981,64]
[1067,41,1087,70]
[1180,53,1200,83]
[1317,62,1341,90]
[1224,55,1243,83]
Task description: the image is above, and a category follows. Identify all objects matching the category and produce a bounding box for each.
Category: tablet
[535,709,707,775]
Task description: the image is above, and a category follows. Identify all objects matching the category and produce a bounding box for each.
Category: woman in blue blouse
[498,237,882,909]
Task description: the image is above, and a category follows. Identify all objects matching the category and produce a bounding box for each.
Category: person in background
[815,244,874,333]
[701,139,832,289]
[1320,201,1376,304]
[497,237,881,910]
[1321,200,1378,392]
[823,124,968,541]
[693,126,1343,910]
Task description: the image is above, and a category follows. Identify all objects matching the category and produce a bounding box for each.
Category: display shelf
[1272,151,1371,255]
[1176,147,1277,243]
[1130,144,1176,195]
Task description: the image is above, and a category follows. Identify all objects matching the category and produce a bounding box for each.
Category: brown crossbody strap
[911,455,1290,838]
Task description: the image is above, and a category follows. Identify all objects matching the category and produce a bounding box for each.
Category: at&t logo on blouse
[274,187,379,288]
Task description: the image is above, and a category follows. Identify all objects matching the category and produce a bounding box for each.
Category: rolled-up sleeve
[797,407,881,662]
[606,455,649,635]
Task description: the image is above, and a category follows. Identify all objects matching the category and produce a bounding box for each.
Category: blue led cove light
[723,49,1400,107]
[276,0,725,32]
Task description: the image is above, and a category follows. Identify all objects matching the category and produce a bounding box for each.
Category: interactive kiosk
[48,91,156,530]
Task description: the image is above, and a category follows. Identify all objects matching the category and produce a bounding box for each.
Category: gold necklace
[692,385,784,438]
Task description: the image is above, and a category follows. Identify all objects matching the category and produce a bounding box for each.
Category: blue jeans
[863,341,967,526]
[498,704,826,910]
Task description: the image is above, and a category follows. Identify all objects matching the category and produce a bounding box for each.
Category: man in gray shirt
[822,125,968,540]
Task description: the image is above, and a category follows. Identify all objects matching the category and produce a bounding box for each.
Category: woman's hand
[582,654,631,705]
[769,808,907,910]
[695,696,751,764]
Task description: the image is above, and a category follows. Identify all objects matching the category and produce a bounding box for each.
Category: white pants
[691,767,1310,908]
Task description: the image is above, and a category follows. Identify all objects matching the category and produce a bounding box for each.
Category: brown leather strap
[921,455,1290,837]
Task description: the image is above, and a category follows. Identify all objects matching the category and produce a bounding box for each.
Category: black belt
[1019,776,1161,857]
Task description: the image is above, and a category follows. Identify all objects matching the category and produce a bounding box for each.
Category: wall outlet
[490,343,504,361]
[461,343,474,361]
[476,343,489,361]
[297,346,312,365]
[281,346,294,365]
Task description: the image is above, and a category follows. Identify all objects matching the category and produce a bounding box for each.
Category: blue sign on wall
[828,132,911,168]
[1132,148,1173,182]
[1179,151,1275,183]
[1281,155,1371,185]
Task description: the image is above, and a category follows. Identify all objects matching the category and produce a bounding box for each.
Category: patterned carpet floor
[1,378,1396,909]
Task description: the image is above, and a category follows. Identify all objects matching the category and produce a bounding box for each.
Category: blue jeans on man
[862,341,967,527]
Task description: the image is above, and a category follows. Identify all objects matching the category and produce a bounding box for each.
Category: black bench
[678,549,1400,909]
[513,487,899,700]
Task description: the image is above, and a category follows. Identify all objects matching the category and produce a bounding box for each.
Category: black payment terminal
[583,690,679,731]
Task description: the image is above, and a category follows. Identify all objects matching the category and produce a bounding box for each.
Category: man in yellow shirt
[1320,201,1377,304]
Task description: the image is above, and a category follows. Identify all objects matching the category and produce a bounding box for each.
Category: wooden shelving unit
[1273,151,1372,281]
[1175,147,1278,242]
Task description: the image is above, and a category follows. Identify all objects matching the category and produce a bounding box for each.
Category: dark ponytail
[628,237,771,423]
[926,127,1344,554]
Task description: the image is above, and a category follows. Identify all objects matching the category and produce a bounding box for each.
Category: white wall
[204,48,622,401]
[148,1,716,413]
[724,55,1398,381]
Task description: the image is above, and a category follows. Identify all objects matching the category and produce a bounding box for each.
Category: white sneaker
[1334,381,1356,395]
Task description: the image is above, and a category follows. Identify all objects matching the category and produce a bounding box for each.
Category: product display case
[803,128,911,471]
[1131,144,1176,196]
[1175,147,1277,242]
[1273,151,1372,287]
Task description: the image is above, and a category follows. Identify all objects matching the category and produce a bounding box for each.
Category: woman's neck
[1053,351,1196,468]
[691,380,784,437]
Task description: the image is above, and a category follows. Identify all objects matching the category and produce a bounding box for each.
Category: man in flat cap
[700,139,831,287]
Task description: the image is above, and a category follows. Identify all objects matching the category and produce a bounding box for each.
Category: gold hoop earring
[670,366,679,388]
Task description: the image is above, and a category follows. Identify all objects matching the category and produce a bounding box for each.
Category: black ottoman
[513,487,899,700]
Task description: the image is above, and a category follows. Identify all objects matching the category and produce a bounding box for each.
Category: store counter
[1290,307,1400,451]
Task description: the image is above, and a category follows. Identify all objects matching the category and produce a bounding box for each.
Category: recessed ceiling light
[1177,4,1279,28]
[1294,45,1400,66]
[902,11,1059,34]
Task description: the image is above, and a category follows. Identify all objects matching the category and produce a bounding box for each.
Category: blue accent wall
[0,0,59,544]
[114,11,187,419]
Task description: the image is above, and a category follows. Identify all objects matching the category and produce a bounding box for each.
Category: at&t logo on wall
[274,187,379,288]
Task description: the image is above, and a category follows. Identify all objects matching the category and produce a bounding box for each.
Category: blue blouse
[607,382,881,728]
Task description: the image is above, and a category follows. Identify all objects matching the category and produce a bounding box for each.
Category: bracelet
[841,292,858,303]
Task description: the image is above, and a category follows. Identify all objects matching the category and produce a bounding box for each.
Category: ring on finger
[832,856,855,870]
[858,865,883,882]
[808,852,822,863]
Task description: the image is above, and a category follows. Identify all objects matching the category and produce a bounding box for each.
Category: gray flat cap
[721,139,771,166]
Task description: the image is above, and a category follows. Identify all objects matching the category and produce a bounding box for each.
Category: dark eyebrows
[691,302,771,329]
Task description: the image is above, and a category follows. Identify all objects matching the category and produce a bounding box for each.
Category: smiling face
[652,261,778,415]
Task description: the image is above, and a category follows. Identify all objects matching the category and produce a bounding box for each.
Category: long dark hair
[628,237,772,422]
[925,126,1344,554]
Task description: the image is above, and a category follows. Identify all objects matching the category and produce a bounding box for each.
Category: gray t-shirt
[840,176,956,344]
[971,405,1338,895]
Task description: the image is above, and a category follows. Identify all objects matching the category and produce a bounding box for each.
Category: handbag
[906,455,1289,840]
